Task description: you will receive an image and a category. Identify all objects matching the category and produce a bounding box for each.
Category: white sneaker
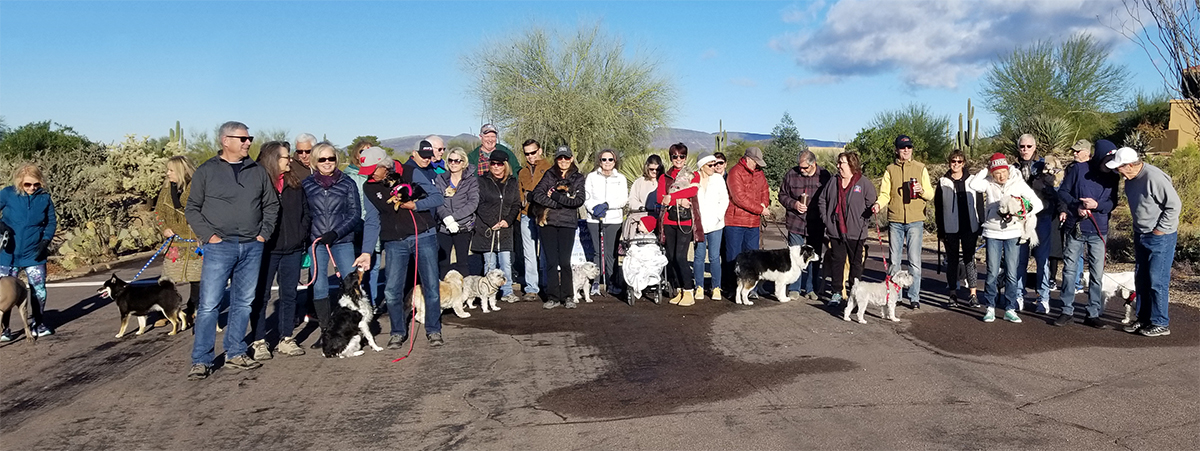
[1035,300,1049,314]
[250,339,273,361]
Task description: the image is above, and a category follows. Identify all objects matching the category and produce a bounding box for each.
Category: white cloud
[730,77,758,87]
[781,0,826,24]
[771,0,1129,89]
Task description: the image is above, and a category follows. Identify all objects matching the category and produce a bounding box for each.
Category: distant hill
[380,134,479,153]
[380,128,843,154]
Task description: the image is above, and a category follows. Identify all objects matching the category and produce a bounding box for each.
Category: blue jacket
[361,158,444,251]
[302,170,362,246]
[0,185,57,267]
[1057,144,1119,234]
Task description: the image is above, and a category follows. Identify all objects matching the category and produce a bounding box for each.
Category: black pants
[825,238,864,297]
[943,232,978,291]
[588,222,622,289]
[250,249,304,342]
[664,225,695,291]
[541,225,575,303]
[438,231,471,278]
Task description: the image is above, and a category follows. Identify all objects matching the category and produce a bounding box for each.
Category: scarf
[169,182,183,209]
[314,169,342,189]
[274,173,285,193]
[834,173,861,237]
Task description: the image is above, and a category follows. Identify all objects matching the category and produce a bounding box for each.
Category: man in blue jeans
[1054,139,1119,328]
[1108,147,1181,337]
[779,150,830,300]
[1013,134,1057,313]
[873,135,935,308]
[184,121,280,381]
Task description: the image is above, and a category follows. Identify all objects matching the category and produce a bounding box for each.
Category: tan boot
[669,289,683,305]
[678,289,695,306]
[711,288,722,301]
[693,288,705,302]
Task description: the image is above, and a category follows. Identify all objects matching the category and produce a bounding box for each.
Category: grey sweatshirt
[186,156,280,242]
[1124,162,1181,235]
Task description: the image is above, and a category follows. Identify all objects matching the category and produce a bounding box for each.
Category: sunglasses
[1019,145,1034,149]
[1074,148,1088,153]
[898,146,913,150]
[447,158,464,164]
[226,135,254,143]
[716,161,726,165]
[950,160,965,164]
[295,148,312,154]
[524,150,540,156]
[556,156,572,161]
[316,157,337,163]
[648,167,659,172]
[799,165,811,170]
[23,182,42,189]
[600,158,615,162]
[705,163,718,168]
[670,154,686,160]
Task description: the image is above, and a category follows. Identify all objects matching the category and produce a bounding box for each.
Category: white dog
[414,270,469,324]
[463,269,507,313]
[1078,270,1137,324]
[999,195,1039,247]
[571,262,601,303]
[844,271,915,324]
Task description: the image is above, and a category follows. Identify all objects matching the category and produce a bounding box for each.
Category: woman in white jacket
[584,149,629,296]
[969,153,1043,324]
[934,150,983,308]
[691,151,729,301]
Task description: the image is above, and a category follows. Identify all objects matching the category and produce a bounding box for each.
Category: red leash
[393,186,421,363]
[873,216,894,304]
[302,241,338,288]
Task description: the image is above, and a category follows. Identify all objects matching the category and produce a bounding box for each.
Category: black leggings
[825,238,864,297]
[943,232,978,290]
[664,225,695,291]
[541,225,575,303]
[438,231,470,278]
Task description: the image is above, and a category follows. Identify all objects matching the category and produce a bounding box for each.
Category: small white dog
[463,269,507,313]
[999,196,1039,247]
[843,271,915,324]
[571,262,601,303]
[414,270,469,325]
[1078,270,1137,324]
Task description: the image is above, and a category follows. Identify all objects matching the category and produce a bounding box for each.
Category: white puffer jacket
[584,170,629,224]
[694,171,728,233]
[968,168,1043,240]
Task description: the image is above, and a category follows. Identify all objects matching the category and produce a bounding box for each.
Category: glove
[443,216,460,234]
[36,240,51,261]
[318,231,338,244]
[591,202,609,219]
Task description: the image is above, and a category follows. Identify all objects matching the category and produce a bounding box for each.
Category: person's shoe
[983,307,996,323]
[967,293,981,308]
[910,300,921,310]
[427,333,445,346]
[225,354,262,370]
[564,301,578,309]
[1083,317,1110,330]
[309,337,324,349]
[787,291,801,302]
[387,334,408,350]
[372,304,387,317]
[1139,325,1171,337]
[1053,313,1073,327]
[250,339,273,361]
[678,289,695,306]
[501,294,520,303]
[543,301,559,309]
[747,291,760,300]
[805,291,819,301]
[590,284,601,296]
[522,292,541,302]
[0,328,14,342]
[186,364,210,381]
[693,289,705,302]
[668,290,683,305]
[827,293,843,307]
[33,324,53,337]
[1123,321,1145,333]
[711,288,722,301]
[947,293,959,308]
[1003,309,1022,323]
[1035,300,1050,314]
[275,337,305,356]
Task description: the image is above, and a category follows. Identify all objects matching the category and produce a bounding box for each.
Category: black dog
[97,275,187,337]
[383,172,428,210]
[322,269,383,358]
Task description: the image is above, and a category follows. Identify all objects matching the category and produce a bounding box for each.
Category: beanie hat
[988,153,1009,172]
[639,216,657,232]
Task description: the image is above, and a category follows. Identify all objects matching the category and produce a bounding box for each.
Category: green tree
[982,34,1130,141]
[465,23,675,165]
[846,104,951,179]
[0,120,93,161]
[763,112,808,187]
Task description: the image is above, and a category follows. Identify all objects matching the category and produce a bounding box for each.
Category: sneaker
[186,364,210,381]
[522,292,541,302]
[501,294,520,303]
[1053,313,1073,327]
[250,339,273,361]
[983,307,996,323]
[427,333,444,347]
[1123,322,1144,333]
[275,337,306,356]
[1035,300,1050,314]
[225,354,262,370]
[1003,309,1022,323]
[828,293,843,307]
[387,334,408,350]
[33,324,53,337]
[1083,317,1110,330]
[747,291,760,300]
[372,304,387,317]
[1048,280,1058,292]
[543,301,559,309]
[910,301,921,310]
[309,337,324,349]
[787,291,801,302]
[590,284,601,296]
[804,292,819,301]
[0,329,13,342]
[947,293,959,308]
[711,288,722,301]
[564,301,578,309]
[1139,325,1170,337]
[967,294,981,308]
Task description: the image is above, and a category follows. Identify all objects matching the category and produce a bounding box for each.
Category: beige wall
[1153,100,1200,152]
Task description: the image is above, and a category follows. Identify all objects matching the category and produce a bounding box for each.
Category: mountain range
[379,128,844,153]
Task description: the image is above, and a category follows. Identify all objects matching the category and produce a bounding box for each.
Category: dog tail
[158,277,175,287]
[444,270,464,285]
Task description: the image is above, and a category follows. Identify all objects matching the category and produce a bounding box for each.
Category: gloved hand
[36,240,51,261]
[318,231,338,244]
[443,216,460,234]
[0,221,12,254]
[591,202,609,219]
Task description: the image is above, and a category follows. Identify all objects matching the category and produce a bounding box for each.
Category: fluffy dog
[571,261,601,303]
[1078,270,1137,324]
[999,196,1039,247]
[733,245,820,305]
[843,270,915,324]
[0,275,34,343]
[414,270,469,324]
[527,180,573,226]
[463,269,507,313]
[97,275,188,337]
[322,269,383,358]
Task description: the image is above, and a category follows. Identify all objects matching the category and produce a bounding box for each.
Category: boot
[711,288,722,301]
[678,289,695,306]
[693,288,705,302]
[668,289,683,305]
[310,297,331,349]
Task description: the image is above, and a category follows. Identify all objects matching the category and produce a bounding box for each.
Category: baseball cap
[480,123,498,136]
[488,149,509,164]
[1070,139,1092,153]
[743,147,767,167]
[554,145,573,159]
[358,146,393,175]
[416,140,435,159]
[895,135,913,149]
[988,152,1009,172]
[1105,147,1139,169]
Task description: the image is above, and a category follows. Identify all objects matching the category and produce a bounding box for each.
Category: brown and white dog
[0,275,34,343]
[414,270,470,324]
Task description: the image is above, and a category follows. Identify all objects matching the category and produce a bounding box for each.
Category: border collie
[97,274,188,338]
[322,269,383,358]
[733,245,820,305]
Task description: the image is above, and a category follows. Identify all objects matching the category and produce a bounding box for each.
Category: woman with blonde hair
[435,146,479,277]
[301,142,362,348]
[472,150,522,302]
[154,155,203,326]
[0,164,58,340]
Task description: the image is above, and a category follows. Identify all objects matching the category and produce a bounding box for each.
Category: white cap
[1105,147,1139,169]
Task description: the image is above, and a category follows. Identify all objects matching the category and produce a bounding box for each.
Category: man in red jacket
[723,147,772,295]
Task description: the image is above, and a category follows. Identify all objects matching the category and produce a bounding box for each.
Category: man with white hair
[425,135,447,174]
[292,133,316,180]
[1012,134,1057,313]
[1107,147,1181,337]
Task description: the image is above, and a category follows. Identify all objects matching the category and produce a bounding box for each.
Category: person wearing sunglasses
[624,155,664,242]
[346,141,383,309]
[425,135,448,175]
[530,145,586,309]
[691,150,729,302]
[184,121,280,380]
[779,150,830,301]
[0,163,57,342]
[713,152,728,176]
[291,133,317,180]
[934,150,983,308]
[473,150,523,303]
[1010,134,1057,313]
[723,147,771,299]
[584,149,629,297]
[435,147,479,278]
[152,156,203,329]
[657,143,699,305]
[871,135,935,309]
[1052,139,1120,329]
[516,139,552,302]
[1049,139,1093,296]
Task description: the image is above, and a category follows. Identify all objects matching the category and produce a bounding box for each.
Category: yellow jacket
[875,160,935,224]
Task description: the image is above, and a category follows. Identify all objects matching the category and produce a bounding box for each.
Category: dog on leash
[97,275,188,337]
[571,261,601,303]
[322,269,383,358]
[733,245,820,305]
[999,196,1039,247]
[0,275,34,343]
[1078,270,1137,324]
[414,270,470,324]
[463,269,507,313]
[844,270,915,324]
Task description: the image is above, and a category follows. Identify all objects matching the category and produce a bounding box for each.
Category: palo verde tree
[465,23,675,166]
[847,104,951,179]
[763,112,808,187]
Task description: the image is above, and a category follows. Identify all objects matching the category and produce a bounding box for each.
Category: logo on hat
[480,123,498,135]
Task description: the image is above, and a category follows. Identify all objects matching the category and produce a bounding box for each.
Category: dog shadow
[45,293,113,331]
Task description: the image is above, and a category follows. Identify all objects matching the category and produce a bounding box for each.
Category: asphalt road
[1,229,1196,450]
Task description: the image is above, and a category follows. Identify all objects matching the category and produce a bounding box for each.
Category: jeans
[541,225,575,303]
[1134,232,1176,327]
[311,242,359,302]
[786,233,824,295]
[0,264,47,329]
[1016,215,1052,304]
[723,226,760,290]
[983,237,1020,311]
[438,231,470,278]
[519,214,543,294]
[365,249,382,306]
[888,221,924,302]
[483,251,514,296]
[383,230,441,337]
[250,249,303,342]
[191,240,263,366]
[694,230,723,290]
[1060,231,1106,318]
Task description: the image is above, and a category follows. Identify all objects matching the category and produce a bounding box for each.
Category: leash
[393,184,422,363]
[301,240,338,288]
[130,235,199,282]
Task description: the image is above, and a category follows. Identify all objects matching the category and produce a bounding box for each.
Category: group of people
[0,122,1182,382]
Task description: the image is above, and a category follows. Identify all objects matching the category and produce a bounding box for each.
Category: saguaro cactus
[956,99,979,157]
[715,120,728,154]
[168,120,186,150]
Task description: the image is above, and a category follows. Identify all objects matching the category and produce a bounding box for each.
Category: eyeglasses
[556,156,572,161]
[23,182,42,188]
[226,135,254,143]
[1074,148,1088,153]
[950,160,965,164]
[798,165,811,170]
[670,154,686,160]
[705,163,718,168]
[899,146,913,150]
[295,148,312,155]
[716,161,726,165]
[316,157,337,163]
[1019,145,1034,149]
[447,158,464,164]
[647,167,659,173]
[600,158,615,162]
[524,150,540,156]
[436,147,446,151]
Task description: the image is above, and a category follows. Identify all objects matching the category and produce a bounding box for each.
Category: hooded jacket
[968,167,1044,240]
[0,186,57,267]
[819,173,877,241]
[361,158,445,251]
[1056,144,1119,235]
[531,165,586,228]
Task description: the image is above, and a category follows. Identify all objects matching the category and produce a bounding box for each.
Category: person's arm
[780,172,799,212]
[503,182,522,224]
[299,188,312,244]
[258,171,280,240]
[361,194,381,253]
[1057,169,1080,212]
[1155,172,1182,234]
[40,194,58,246]
[818,181,833,234]
[413,169,444,212]
[1094,178,1117,215]
[531,173,557,207]
[552,174,587,208]
[919,168,935,201]
[967,168,990,193]
[1023,183,1044,216]
[875,170,892,210]
[726,171,761,214]
[933,179,944,237]
[862,179,878,218]
[609,174,629,211]
[184,166,217,242]
[583,173,602,212]
[456,177,480,222]
[330,180,361,241]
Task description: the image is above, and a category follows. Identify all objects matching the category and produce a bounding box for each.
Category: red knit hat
[988,153,1009,172]
[639,216,657,232]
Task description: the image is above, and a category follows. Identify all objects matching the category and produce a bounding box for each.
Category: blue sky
[0,0,1164,148]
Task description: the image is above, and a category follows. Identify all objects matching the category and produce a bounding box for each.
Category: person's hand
[35,240,51,261]
[872,204,880,214]
[796,201,807,214]
[400,200,416,210]
[912,183,923,196]
[1081,197,1098,210]
[353,253,372,271]
[1058,212,1067,223]
[255,235,265,242]
[760,204,770,217]
[443,216,459,234]
[496,220,510,229]
[1153,229,1166,236]
[208,235,222,244]
[679,198,691,209]
[318,231,338,244]
[1077,208,1090,218]
[662,194,672,205]
[162,228,175,238]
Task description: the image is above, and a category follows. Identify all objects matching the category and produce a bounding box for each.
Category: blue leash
[129,235,198,282]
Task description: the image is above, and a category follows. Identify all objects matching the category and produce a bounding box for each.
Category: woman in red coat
[657,143,699,306]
